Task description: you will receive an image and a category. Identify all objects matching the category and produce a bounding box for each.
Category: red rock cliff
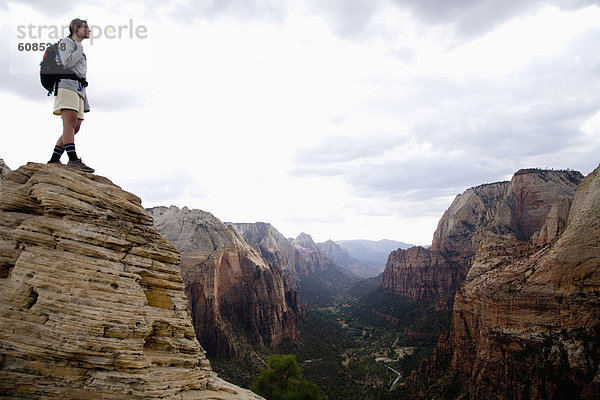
[232,223,312,277]
[291,232,338,274]
[381,170,582,308]
[148,207,298,358]
[409,165,599,399]
[229,222,303,315]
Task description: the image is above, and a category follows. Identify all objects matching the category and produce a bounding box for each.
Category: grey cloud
[156,0,287,22]
[348,155,509,200]
[202,0,286,20]
[3,0,77,17]
[294,132,403,164]
[389,0,600,38]
[301,0,600,42]
[291,27,600,206]
[306,0,383,39]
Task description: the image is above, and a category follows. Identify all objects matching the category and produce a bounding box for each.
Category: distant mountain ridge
[317,240,381,278]
[333,239,414,274]
[231,224,359,306]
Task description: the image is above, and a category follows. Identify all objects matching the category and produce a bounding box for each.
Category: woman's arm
[58,38,84,69]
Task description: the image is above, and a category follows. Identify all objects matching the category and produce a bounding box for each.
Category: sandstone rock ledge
[0,163,262,399]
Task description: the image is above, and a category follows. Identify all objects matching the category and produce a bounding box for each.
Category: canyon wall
[0,163,261,399]
[382,169,583,308]
[232,222,306,277]
[291,232,338,274]
[409,166,599,399]
[232,224,357,305]
[232,223,340,277]
[149,208,298,358]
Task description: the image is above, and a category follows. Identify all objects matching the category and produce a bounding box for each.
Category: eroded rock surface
[409,166,599,399]
[382,170,582,308]
[0,163,261,399]
[291,232,338,274]
[0,158,11,180]
[149,207,298,358]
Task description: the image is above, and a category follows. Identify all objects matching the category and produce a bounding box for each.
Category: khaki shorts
[53,88,85,120]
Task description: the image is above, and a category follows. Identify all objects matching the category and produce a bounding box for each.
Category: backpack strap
[54,40,89,91]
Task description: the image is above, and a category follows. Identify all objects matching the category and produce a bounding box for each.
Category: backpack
[40,41,88,96]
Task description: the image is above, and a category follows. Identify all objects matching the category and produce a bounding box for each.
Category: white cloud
[1,0,599,247]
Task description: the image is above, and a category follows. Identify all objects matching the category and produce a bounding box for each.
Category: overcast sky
[1,0,599,245]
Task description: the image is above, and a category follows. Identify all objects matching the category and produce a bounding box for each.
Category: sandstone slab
[0,163,262,399]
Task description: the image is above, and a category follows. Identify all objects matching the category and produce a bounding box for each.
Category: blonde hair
[68,18,87,37]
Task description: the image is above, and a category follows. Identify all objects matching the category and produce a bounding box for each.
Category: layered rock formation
[232,224,339,277]
[382,169,583,308]
[228,222,302,314]
[231,224,356,307]
[291,232,338,274]
[411,165,600,399]
[232,222,304,277]
[0,158,10,180]
[0,163,261,399]
[148,208,298,358]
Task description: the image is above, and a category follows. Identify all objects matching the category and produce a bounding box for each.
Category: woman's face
[76,22,90,39]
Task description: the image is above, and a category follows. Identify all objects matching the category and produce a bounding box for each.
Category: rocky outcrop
[291,233,337,274]
[382,181,510,305]
[409,165,599,399]
[228,222,302,314]
[382,170,583,308]
[382,246,454,303]
[149,207,298,358]
[0,163,261,399]
[232,222,302,276]
[0,158,11,180]
[317,240,350,264]
[232,223,338,277]
[491,168,584,240]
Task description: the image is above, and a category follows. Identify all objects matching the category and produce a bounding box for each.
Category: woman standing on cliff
[47,18,94,173]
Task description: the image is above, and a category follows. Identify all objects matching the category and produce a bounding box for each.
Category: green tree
[252,354,322,400]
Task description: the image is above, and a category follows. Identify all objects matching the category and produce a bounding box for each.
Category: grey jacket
[56,36,90,112]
